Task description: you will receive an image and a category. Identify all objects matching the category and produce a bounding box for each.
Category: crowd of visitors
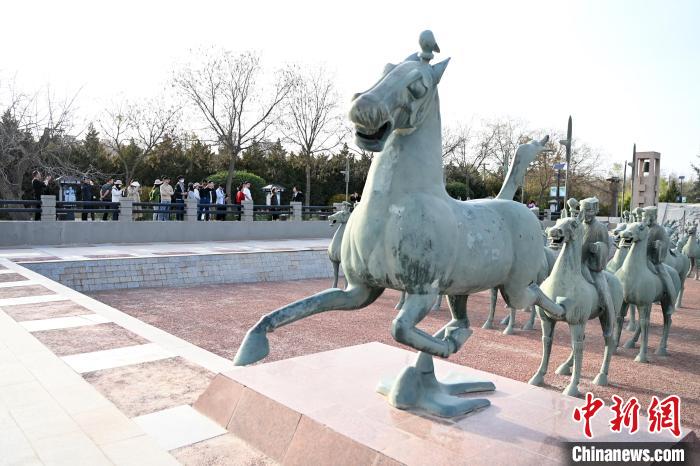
[29,170,311,222]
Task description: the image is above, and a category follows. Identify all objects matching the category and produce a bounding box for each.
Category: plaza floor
[89,277,700,434]
[0,243,697,465]
[0,258,275,465]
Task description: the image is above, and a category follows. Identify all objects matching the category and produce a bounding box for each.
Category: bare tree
[100,98,180,182]
[174,49,294,197]
[280,66,344,205]
[0,78,80,200]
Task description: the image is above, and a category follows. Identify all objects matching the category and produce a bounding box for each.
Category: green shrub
[327,193,347,205]
[209,170,266,204]
[446,181,468,200]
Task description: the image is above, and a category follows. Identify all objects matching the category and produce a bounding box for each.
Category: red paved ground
[90,278,700,433]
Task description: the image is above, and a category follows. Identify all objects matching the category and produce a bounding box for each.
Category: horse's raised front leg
[655,302,673,356]
[676,281,684,309]
[528,311,555,386]
[234,284,384,365]
[593,313,613,386]
[393,293,467,357]
[634,304,651,363]
[482,288,498,329]
[563,323,585,397]
[522,305,536,330]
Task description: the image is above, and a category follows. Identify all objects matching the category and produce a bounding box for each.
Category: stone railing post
[185,197,197,222]
[544,209,552,221]
[119,198,133,222]
[242,200,253,222]
[40,195,56,222]
[291,202,302,222]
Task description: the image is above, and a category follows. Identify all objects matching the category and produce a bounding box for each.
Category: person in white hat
[126,181,142,220]
[149,179,162,221]
[111,180,123,220]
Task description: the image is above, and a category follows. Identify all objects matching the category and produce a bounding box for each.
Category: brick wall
[22,250,337,292]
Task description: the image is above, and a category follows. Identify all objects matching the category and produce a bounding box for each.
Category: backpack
[235,191,245,204]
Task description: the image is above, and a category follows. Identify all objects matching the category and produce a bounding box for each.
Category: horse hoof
[655,347,668,356]
[563,384,582,398]
[528,374,545,386]
[592,373,608,386]
[233,329,270,366]
[634,354,649,363]
[500,316,510,325]
[623,340,636,349]
[502,326,514,336]
[482,321,494,330]
[522,322,534,331]
[555,365,572,376]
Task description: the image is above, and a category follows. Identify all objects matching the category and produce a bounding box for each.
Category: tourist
[235,184,245,204]
[126,181,141,220]
[234,184,245,220]
[215,183,226,220]
[159,176,174,221]
[291,185,303,203]
[149,179,162,221]
[242,181,253,202]
[199,181,213,221]
[100,177,114,221]
[31,170,51,220]
[350,191,361,203]
[270,187,279,220]
[174,175,186,221]
[80,177,95,221]
[111,180,123,221]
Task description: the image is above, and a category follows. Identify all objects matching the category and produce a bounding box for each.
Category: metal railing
[0,199,41,214]
[302,205,335,220]
[253,204,292,221]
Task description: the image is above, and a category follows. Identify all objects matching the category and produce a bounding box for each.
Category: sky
[1,0,698,177]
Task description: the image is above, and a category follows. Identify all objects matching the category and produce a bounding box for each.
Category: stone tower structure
[631,151,660,208]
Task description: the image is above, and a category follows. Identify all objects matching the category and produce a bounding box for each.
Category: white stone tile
[0,280,37,288]
[72,405,144,446]
[101,434,180,466]
[20,314,111,332]
[0,294,65,307]
[0,381,54,409]
[0,361,35,387]
[134,404,226,451]
[31,430,112,466]
[0,424,41,466]
[11,402,82,441]
[0,269,16,274]
[61,343,174,373]
[48,381,113,415]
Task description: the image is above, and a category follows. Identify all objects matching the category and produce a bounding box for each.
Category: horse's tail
[496,135,549,201]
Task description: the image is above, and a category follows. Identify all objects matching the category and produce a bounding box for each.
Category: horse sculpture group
[234,31,693,417]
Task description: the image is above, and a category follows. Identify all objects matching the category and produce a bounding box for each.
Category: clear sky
[1,0,698,176]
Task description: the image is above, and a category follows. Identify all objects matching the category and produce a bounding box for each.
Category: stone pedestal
[291,202,302,222]
[185,198,197,222]
[119,198,132,222]
[194,343,691,466]
[242,200,253,222]
[40,195,56,222]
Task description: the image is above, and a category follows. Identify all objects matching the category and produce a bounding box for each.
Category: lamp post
[340,156,350,202]
[558,116,572,211]
[679,175,686,203]
[554,162,566,212]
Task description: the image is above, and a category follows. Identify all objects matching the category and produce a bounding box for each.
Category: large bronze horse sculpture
[234,31,570,416]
